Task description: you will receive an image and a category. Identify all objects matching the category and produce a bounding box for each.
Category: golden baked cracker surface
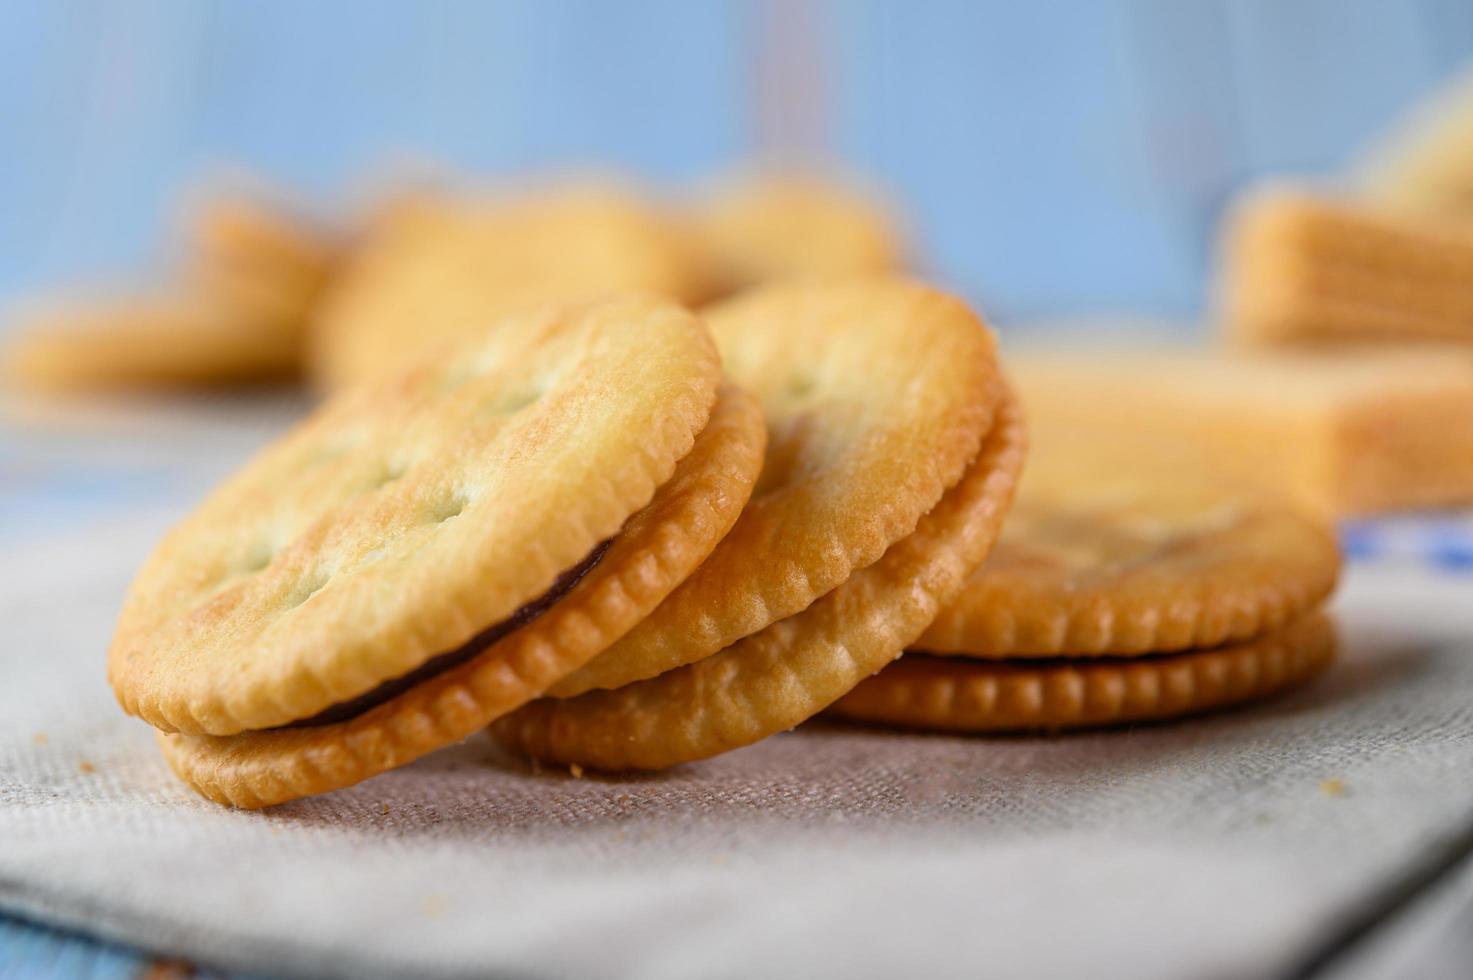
[111,293,719,736]
[495,389,1025,771]
[554,278,1001,697]
[158,384,765,807]
[917,445,1340,657]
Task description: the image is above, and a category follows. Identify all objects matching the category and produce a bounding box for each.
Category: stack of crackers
[103,267,1349,809]
[829,430,1340,734]
[24,130,1473,805]
[107,282,1031,806]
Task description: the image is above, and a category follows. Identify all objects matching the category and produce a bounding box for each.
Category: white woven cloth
[2,506,1472,980]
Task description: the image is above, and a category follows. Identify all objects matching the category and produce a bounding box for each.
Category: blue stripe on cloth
[1341,512,1473,574]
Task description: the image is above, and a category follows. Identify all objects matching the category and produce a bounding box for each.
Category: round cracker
[916,440,1341,658]
[494,389,1025,770]
[158,383,766,807]
[6,193,338,394]
[310,184,709,390]
[187,194,341,330]
[3,293,301,391]
[110,293,720,736]
[829,613,1335,733]
[551,278,1000,698]
[188,193,339,293]
[694,173,905,289]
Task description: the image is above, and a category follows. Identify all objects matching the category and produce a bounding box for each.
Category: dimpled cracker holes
[310,182,711,390]
[829,427,1341,734]
[114,294,768,807]
[494,278,1025,771]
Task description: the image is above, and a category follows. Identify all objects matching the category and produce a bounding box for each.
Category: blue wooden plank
[0,911,250,979]
[4,2,1473,360]
[0,913,148,980]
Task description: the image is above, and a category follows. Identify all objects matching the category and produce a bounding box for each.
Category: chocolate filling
[279,539,611,729]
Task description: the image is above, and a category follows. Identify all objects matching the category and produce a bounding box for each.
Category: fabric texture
[2,396,1472,979]
[1,502,1471,980]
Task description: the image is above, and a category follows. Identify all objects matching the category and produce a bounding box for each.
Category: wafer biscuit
[829,613,1335,733]
[1223,188,1473,346]
[1355,64,1473,216]
[494,389,1024,770]
[110,293,721,737]
[1013,345,1473,516]
[552,278,1000,696]
[158,382,765,807]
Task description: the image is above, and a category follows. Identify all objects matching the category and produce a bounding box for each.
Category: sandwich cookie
[915,456,1340,657]
[552,278,1003,697]
[829,431,1340,734]
[829,613,1335,734]
[113,294,764,805]
[495,283,1023,770]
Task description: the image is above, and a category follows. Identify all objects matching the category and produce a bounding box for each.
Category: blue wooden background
[3,0,1473,325]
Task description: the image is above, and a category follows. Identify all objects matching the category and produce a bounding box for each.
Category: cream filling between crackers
[277,538,612,729]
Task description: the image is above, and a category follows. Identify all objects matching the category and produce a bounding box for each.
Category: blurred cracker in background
[182,184,342,338]
[4,182,343,393]
[690,171,908,295]
[308,179,711,391]
[3,291,300,392]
